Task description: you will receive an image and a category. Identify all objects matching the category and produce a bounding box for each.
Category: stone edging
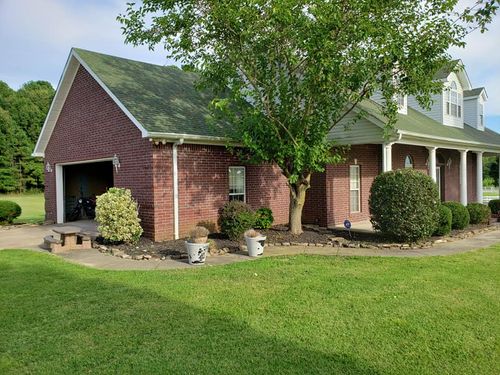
[96,224,500,261]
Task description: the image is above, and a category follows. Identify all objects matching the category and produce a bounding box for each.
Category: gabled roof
[349,99,500,152]
[434,59,461,80]
[33,48,226,157]
[463,87,487,101]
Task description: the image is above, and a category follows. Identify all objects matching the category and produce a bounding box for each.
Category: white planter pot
[245,236,266,257]
[185,242,209,265]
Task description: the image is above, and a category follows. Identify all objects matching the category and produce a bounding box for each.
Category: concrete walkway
[1,223,498,270]
[0,220,98,251]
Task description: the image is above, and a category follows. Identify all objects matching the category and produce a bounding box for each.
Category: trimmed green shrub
[0,200,22,224]
[369,169,439,242]
[442,201,470,230]
[218,201,255,240]
[488,199,500,215]
[254,207,274,229]
[466,203,491,224]
[95,188,143,244]
[433,205,452,236]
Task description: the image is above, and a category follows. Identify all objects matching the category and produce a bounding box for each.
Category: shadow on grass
[0,252,380,374]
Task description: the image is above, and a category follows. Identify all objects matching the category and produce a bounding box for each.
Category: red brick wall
[43,66,157,238]
[302,172,327,226]
[392,144,429,173]
[169,144,290,239]
[327,144,382,226]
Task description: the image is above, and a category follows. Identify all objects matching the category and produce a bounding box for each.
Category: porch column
[475,151,483,203]
[427,147,437,182]
[459,150,468,205]
[382,143,393,172]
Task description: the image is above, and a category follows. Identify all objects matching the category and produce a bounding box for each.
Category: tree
[119,0,499,234]
[0,80,54,193]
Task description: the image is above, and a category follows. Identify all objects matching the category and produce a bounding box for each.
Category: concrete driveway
[0,220,98,251]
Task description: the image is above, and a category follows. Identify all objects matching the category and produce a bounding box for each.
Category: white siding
[407,92,443,123]
[464,98,478,128]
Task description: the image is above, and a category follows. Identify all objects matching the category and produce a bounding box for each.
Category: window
[229,166,245,201]
[397,95,405,108]
[446,81,462,118]
[404,155,414,169]
[349,165,360,213]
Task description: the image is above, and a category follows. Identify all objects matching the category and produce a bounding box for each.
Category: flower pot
[245,235,266,257]
[185,241,209,265]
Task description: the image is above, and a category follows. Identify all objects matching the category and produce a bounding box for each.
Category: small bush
[188,226,209,243]
[369,169,439,242]
[442,201,470,230]
[218,201,255,240]
[0,200,22,224]
[467,203,491,224]
[197,220,217,233]
[244,229,262,238]
[433,205,452,236]
[488,199,500,215]
[254,208,274,229]
[95,188,143,244]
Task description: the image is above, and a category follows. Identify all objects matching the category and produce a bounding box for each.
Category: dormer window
[446,81,462,118]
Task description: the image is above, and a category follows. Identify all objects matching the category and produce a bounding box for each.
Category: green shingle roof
[463,87,485,97]
[75,48,499,149]
[357,99,500,147]
[434,59,460,80]
[74,48,224,137]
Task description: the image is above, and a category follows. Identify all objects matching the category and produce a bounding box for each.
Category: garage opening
[63,161,114,222]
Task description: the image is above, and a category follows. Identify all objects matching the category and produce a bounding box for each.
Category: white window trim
[228,166,246,202]
[446,81,462,118]
[404,155,414,169]
[349,165,361,213]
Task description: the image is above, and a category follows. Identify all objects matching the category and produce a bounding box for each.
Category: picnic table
[44,226,92,253]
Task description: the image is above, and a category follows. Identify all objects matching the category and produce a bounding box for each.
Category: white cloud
[0,0,174,89]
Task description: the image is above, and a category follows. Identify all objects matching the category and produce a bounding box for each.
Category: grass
[484,191,499,197]
[0,192,44,224]
[0,248,499,374]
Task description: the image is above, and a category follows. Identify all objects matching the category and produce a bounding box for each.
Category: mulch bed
[95,222,498,260]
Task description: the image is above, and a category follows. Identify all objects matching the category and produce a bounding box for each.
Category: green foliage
[433,205,452,236]
[0,200,22,224]
[487,199,500,215]
[118,0,497,233]
[483,156,498,186]
[442,201,470,230]
[95,188,143,244]
[369,169,439,242]
[483,176,496,187]
[0,80,54,193]
[467,203,491,225]
[218,200,255,240]
[254,207,274,229]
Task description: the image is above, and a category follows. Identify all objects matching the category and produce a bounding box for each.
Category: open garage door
[63,161,113,222]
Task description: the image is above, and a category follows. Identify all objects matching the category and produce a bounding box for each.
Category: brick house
[34,49,500,240]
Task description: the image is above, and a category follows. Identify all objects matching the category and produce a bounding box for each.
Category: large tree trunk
[288,174,311,235]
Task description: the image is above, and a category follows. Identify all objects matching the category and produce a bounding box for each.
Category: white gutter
[172,138,184,240]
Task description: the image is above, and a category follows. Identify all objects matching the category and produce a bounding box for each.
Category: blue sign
[343,219,352,229]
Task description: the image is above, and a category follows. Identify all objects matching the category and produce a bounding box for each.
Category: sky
[0,0,499,132]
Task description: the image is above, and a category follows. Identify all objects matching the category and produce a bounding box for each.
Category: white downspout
[172,139,184,240]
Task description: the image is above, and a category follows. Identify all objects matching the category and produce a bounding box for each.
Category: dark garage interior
[64,161,114,221]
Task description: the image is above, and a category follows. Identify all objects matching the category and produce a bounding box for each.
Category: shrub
[0,200,22,224]
[442,201,470,230]
[254,207,274,229]
[188,226,209,243]
[433,205,452,236]
[197,220,217,233]
[466,203,491,224]
[244,229,262,238]
[488,199,500,215]
[218,201,255,240]
[369,169,439,242]
[95,188,143,244]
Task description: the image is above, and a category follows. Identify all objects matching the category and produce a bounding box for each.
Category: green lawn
[0,248,499,374]
[0,192,44,224]
[484,191,499,197]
